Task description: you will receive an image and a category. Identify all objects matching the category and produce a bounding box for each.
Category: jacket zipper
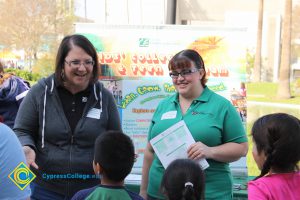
[67,134,74,197]
[66,85,98,196]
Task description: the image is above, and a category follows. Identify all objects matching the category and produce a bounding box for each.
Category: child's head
[161,159,205,200]
[251,113,300,178]
[93,130,135,183]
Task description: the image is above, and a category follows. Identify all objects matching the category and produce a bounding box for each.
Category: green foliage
[32,56,55,77]
[5,68,42,82]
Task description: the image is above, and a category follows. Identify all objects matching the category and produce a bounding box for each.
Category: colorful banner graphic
[76,24,249,173]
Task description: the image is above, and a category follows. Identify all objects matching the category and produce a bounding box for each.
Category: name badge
[161,111,177,120]
[87,108,101,119]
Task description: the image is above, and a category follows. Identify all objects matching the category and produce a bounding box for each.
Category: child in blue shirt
[0,123,31,200]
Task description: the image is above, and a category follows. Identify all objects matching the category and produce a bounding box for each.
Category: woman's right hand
[139,189,147,200]
[23,146,39,169]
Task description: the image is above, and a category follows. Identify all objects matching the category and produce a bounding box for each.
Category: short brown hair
[168,49,207,87]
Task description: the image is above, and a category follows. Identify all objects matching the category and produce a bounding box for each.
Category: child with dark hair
[71,130,144,200]
[161,159,205,200]
[248,113,300,200]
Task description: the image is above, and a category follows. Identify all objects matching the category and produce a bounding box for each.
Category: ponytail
[181,182,196,200]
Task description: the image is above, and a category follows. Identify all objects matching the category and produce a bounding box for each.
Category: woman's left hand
[187,142,212,160]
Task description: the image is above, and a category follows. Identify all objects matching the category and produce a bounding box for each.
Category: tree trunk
[277,0,292,99]
[253,0,263,82]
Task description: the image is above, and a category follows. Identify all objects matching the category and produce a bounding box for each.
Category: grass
[247,82,300,104]
[245,82,300,176]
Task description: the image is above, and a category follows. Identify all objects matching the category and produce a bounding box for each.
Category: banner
[76,24,249,173]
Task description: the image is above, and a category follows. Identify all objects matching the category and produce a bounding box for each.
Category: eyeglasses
[169,68,200,79]
[65,60,94,68]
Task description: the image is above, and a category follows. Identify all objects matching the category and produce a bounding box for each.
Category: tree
[253,0,264,82]
[0,0,75,70]
[277,0,292,99]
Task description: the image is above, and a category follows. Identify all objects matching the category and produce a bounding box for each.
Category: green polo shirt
[85,187,133,200]
[147,87,247,200]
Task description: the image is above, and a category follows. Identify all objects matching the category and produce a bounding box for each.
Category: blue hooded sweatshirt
[0,75,30,128]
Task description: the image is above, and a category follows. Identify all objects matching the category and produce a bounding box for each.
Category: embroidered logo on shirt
[82,97,88,102]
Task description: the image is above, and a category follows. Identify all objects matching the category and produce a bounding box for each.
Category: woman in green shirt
[140,49,248,200]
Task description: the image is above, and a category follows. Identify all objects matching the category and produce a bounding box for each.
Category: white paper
[125,173,141,185]
[150,120,209,170]
[125,174,142,182]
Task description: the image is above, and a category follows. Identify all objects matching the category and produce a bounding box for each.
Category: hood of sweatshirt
[0,76,29,102]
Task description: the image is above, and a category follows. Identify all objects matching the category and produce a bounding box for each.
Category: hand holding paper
[187,141,213,160]
[150,120,209,170]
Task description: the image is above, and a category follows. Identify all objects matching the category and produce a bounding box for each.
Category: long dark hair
[55,34,99,85]
[251,113,300,180]
[161,159,205,200]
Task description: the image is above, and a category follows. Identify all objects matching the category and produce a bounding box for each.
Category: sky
[74,0,165,24]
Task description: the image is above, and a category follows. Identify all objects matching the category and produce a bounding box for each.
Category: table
[125,175,255,200]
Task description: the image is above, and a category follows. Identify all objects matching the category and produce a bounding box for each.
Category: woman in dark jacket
[14,34,122,199]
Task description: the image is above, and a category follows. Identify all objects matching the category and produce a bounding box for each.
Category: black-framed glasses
[65,60,94,68]
[169,68,200,79]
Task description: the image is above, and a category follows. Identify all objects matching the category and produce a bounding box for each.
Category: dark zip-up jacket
[14,74,121,197]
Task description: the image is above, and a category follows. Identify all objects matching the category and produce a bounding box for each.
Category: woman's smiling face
[170,62,204,99]
[63,45,94,94]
